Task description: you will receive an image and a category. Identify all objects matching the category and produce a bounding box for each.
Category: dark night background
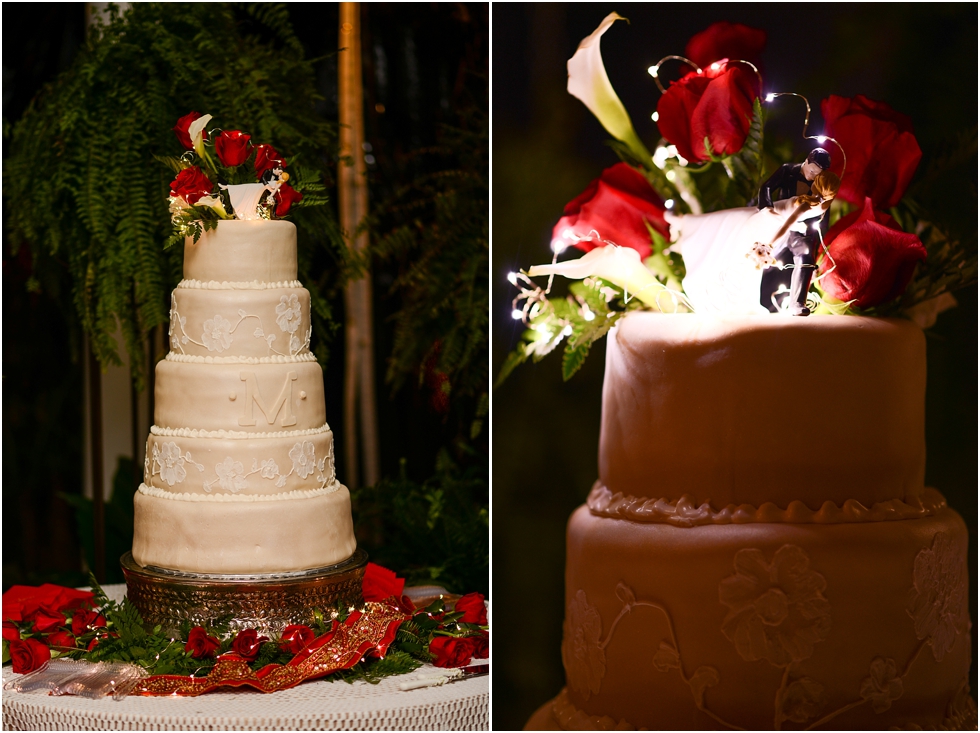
[492,4,977,729]
[3,3,488,592]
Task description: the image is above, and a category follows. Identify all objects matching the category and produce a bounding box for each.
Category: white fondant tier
[132,483,357,574]
[183,220,297,283]
[600,313,927,510]
[154,360,326,433]
[144,427,335,495]
[560,503,972,731]
[169,286,312,359]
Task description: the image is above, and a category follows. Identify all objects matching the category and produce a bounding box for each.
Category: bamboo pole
[338,3,380,490]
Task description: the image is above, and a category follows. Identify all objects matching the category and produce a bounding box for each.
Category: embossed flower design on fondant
[719,544,831,666]
[259,459,279,479]
[561,590,605,700]
[859,656,903,713]
[289,441,316,479]
[202,314,234,353]
[214,457,248,492]
[275,294,302,334]
[154,441,187,486]
[907,531,967,662]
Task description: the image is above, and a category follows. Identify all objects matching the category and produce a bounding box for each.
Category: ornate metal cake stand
[121,549,368,636]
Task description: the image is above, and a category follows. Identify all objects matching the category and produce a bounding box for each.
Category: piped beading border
[165,352,316,364]
[150,423,331,439]
[587,483,947,526]
[138,482,340,502]
[178,279,303,290]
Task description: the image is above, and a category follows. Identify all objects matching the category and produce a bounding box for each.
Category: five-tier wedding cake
[131,220,356,576]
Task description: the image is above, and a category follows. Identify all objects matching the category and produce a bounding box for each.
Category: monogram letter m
[238,371,298,426]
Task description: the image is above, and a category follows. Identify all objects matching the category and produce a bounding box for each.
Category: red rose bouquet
[499,13,975,383]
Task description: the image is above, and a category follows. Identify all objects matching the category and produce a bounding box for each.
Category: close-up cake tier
[169,285,312,359]
[183,219,298,283]
[153,359,326,433]
[545,503,972,731]
[144,425,335,495]
[132,483,357,574]
[599,313,926,511]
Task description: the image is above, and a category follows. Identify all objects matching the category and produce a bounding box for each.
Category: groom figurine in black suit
[756,148,832,316]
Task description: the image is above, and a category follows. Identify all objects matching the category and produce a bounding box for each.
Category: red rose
[821,95,922,209]
[279,624,315,654]
[9,638,51,674]
[453,593,487,625]
[685,22,766,69]
[3,621,21,641]
[362,562,405,602]
[29,608,66,634]
[429,636,475,668]
[231,628,268,661]
[170,166,213,205]
[215,130,252,167]
[254,144,286,176]
[174,111,207,151]
[3,584,94,622]
[46,630,76,651]
[656,59,761,164]
[551,163,668,260]
[274,183,303,217]
[471,632,489,660]
[184,627,220,659]
[818,197,927,309]
[71,609,106,637]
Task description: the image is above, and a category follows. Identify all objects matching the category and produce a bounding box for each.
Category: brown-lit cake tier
[549,503,973,731]
[599,313,926,510]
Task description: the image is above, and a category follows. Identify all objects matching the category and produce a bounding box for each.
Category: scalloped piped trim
[165,351,316,364]
[551,688,635,731]
[150,423,331,439]
[178,279,303,290]
[587,483,948,526]
[138,482,340,502]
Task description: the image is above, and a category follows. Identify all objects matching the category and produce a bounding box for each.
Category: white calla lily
[195,195,231,218]
[188,113,212,157]
[567,13,651,164]
[528,246,680,310]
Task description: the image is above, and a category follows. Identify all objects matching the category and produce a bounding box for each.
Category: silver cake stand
[121,548,369,635]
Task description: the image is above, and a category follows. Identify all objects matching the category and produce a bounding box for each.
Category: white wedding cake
[131,220,357,575]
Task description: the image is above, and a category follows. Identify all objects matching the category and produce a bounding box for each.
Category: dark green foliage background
[492,5,977,729]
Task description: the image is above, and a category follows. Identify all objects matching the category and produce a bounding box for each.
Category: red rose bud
[685,22,766,69]
[429,636,475,668]
[3,621,20,641]
[170,166,214,205]
[254,144,286,176]
[471,632,489,660]
[821,94,922,209]
[279,624,315,654]
[185,627,220,660]
[819,197,927,309]
[215,130,252,167]
[9,638,51,674]
[275,183,303,217]
[30,608,66,634]
[362,562,406,602]
[231,628,268,661]
[46,630,76,652]
[453,593,487,626]
[656,59,761,164]
[71,609,106,637]
[552,162,668,260]
[173,111,207,151]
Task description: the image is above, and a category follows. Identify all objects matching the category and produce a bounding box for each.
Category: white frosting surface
[182,220,297,283]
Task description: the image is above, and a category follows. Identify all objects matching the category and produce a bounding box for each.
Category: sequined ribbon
[135,601,408,696]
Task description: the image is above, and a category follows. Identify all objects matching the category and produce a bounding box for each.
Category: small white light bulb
[561,325,573,337]
[507,272,518,285]
[651,111,659,122]
[665,199,675,210]
[816,135,827,144]
[647,65,659,78]
[511,309,523,320]
[765,93,776,103]
[551,239,568,254]
[665,170,676,182]
[710,62,721,71]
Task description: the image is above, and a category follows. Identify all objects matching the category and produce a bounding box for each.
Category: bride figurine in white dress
[665,170,839,315]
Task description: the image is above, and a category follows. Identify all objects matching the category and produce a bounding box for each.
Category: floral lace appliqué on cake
[201,314,234,352]
[859,657,903,713]
[719,544,831,667]
[562,590,605,700]
[907,531,967,663]
[275,294,302,333]
[150,441,204,486]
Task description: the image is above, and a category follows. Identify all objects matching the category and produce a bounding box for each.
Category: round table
[2,586,488,731]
